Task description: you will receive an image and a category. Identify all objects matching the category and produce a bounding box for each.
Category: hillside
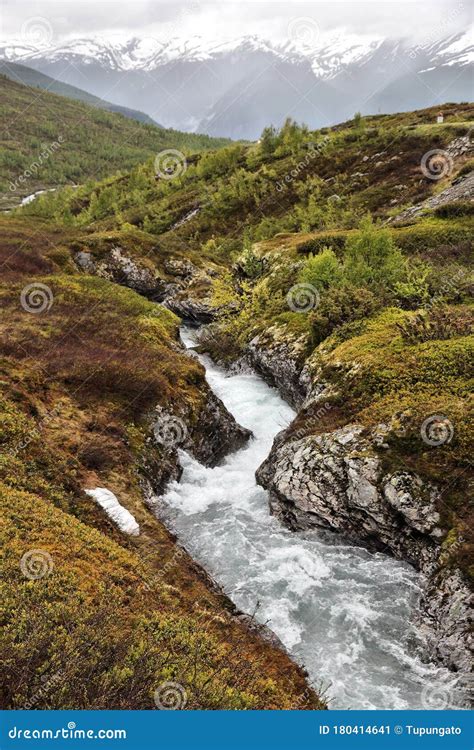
[0,216,324,710]
[0,59,160,125]
[23,102,474,246]
[0,74,230,209]
[2,102,473,708]
[19,101,474,682]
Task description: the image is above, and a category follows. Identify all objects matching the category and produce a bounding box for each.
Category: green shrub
[434,201,474,219]
[299,247,343,290]
[309,283,380,343]
[394,259,431,308]
[236,243,266,279]
[343,216,405,289]
[395,305,473,344]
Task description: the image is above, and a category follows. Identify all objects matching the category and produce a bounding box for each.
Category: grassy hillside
[0,216,324,709]
[22,102,473,246]
[21,102,472,580]
[0,60,160,125]
[2,102,472,705]
[0,74,230,209]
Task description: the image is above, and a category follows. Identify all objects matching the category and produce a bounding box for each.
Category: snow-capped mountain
[1,29,472,139]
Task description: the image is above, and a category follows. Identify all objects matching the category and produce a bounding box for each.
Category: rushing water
[158,327,462,709]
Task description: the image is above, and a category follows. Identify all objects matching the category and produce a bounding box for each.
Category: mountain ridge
[0,59,161,125]
[2,29,472,138]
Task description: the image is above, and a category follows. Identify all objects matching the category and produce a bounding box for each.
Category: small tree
[299,247,343,290]
[343,215,404,289]
[259,126,278,158]
[353,111,364,131]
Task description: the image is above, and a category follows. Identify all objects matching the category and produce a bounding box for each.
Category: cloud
[1,0,470,44]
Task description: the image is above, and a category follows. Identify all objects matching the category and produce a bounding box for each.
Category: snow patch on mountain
[1,28,472,75]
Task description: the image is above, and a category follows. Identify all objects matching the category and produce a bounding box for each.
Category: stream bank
[154,327,469,710]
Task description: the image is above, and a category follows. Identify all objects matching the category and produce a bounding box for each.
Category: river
[157,327,462,710]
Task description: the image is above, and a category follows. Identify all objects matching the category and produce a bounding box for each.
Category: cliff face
[256,418,472,674]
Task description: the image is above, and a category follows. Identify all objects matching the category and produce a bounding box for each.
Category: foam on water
[157,327,463,709]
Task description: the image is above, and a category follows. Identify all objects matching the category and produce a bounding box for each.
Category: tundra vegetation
[1,91,472,707]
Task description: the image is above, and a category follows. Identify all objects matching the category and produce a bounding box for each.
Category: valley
[0,66,472,711]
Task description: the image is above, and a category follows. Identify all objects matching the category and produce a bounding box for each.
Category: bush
[393,259,431,308]
[343,215,405,289]
[235,243,266,279]
[434,201,474,219]
[309,283,380,343]
[395,305,474,344]
[299,247,343,290]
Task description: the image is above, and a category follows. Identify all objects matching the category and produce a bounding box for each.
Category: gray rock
[162,296,216,324]
[245,328,309,408]
[419,568,473,675]
[164,258,199,278]
[256,421,472,674]
[74,246,166,300]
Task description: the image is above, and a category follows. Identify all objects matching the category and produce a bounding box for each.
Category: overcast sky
[1,0,471,44]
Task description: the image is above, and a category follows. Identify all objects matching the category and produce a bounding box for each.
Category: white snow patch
[85,487,140,536]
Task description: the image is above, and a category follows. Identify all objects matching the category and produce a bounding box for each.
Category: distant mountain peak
[1,28,472,140]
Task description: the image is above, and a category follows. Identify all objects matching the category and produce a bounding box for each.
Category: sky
[0,0,471,45]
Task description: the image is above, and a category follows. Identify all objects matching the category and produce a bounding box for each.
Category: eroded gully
[156,327,462,709]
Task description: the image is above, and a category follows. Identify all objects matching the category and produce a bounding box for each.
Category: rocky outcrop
[389,170,474,224]
[257,423,442,564]
[244,327,309,409]
[74,249,219,322]
[140,377,251,498]
[75,247,166,300]
[420,567,473,674]
[257,421,472,674]
[183,388,252,466]
[158,257,219,323]
[163,295,216,324]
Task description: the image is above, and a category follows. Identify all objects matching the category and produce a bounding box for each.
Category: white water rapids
[157,327,463,709]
